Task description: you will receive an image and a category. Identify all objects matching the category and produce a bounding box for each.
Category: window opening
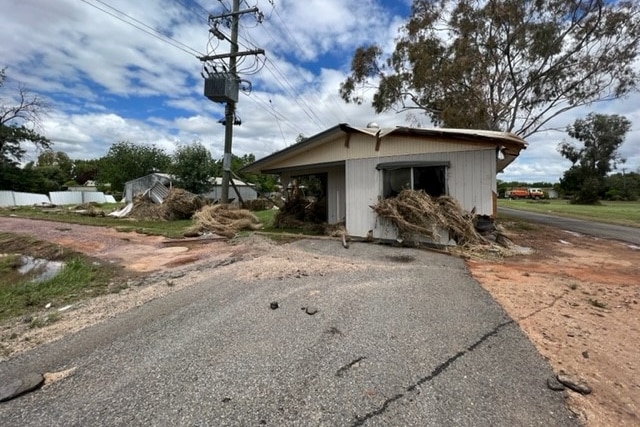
[383,166,446,198]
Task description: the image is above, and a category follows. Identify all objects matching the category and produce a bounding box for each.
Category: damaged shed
[124,173,172,203]
[242,123,527,244]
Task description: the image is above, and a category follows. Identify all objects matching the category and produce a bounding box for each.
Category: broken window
[379,162,448,198]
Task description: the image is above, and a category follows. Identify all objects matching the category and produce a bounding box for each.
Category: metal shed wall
[203,185,258,202]
[124,174,172,203]
[345,148,496,239]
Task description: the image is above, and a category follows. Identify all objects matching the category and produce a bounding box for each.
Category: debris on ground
[163,188,205,220]
[128,195,166,221]
[69,202,105,217]
[243,198,274,211]
[557,372,592,395]
[273,196,325,229]
[187,204,263,238]
[110,188,205,221]
[372,190,483,245]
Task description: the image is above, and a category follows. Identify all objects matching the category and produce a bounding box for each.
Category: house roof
[242,123,527,174]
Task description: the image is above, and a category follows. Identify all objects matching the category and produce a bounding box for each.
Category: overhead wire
[79,0,205,57]
[236,23,331,128]
[271,3,352,124]
[240,4,351,126]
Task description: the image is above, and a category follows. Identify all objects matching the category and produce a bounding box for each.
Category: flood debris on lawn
[187,204,263,238]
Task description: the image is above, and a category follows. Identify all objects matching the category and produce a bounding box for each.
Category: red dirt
[467,224,640,426]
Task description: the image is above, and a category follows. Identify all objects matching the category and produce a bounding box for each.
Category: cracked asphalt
[0,240,577,426]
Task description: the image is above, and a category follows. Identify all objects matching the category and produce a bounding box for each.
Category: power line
[79,0,204,57]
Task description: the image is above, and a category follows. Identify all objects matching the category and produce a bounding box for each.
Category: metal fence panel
[13,192,50,206]
[82,192,107,203]
[0,191,16,207]
[49,191,83,205]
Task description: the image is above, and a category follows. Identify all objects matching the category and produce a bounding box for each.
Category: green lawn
[498,199,640,227]
[0,206,193,238]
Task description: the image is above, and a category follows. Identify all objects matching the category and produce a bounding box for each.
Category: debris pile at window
[372,189,483,246]
[273,196,325,230]
[186,204,263,238]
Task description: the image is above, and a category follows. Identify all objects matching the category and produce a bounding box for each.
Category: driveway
[499,206,640,245]
[0,239,577,426]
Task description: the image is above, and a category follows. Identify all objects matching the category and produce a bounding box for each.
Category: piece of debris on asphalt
[547,376,566,391]
[557,372,592,395]
[0,372,44,403]
[270,301,279,310]
[304,306,318,315]
[43,367,76,386]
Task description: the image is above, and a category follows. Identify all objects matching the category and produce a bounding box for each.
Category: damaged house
[242,123,527,244]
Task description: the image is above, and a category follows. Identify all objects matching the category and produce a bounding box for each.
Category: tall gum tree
[340,0,640,138]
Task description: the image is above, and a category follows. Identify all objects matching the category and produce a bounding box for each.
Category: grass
[498,199,640,227]
[0,256,113,322]
[0,205,193,238]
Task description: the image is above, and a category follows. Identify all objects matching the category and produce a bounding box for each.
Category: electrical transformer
[204,75,239,103]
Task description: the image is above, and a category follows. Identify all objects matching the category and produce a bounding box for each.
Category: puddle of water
[17,256,65,283]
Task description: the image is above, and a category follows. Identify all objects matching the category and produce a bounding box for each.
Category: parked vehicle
[528,188,544,199]
[506,187,530,199]
[505,187,545,199]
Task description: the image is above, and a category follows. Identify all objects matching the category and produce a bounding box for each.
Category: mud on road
[1,216,639,426]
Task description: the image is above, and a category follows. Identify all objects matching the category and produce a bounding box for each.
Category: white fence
[0,190,115,207]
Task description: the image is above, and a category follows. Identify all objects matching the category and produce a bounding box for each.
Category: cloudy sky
[1,0,638,183]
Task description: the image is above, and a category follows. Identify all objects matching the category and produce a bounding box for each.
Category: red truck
[505,187,544,199]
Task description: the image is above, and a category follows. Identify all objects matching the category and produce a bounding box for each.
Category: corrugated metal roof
[209,177,254,186]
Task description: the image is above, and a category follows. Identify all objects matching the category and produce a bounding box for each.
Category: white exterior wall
[345,148,496,240]
[326,166,346,224]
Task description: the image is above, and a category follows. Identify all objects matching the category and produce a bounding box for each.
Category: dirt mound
[187,204,263,238]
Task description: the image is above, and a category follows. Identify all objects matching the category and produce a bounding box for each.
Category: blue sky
[1,0,638,183]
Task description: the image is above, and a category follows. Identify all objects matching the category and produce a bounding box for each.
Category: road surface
[499,207,640,245]
[0,240,577,426]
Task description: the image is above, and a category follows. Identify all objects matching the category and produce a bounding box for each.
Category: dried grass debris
[372,190,482,246]
[187,204,263,238]
[128,196,166,221]
[163,188,205,220]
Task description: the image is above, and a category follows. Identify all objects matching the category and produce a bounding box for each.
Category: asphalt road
[499,206,640,245]
[0,240,577,426]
